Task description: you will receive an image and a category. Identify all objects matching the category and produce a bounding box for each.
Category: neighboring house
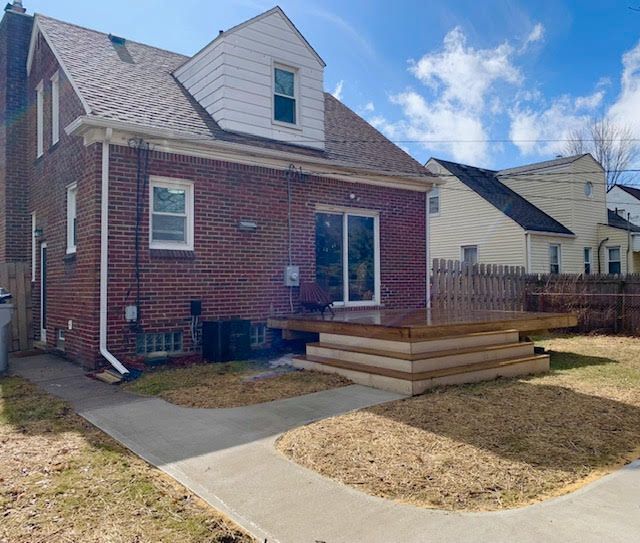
[427,154,640,275]
[607,185,640,226]
[0,3,435,371]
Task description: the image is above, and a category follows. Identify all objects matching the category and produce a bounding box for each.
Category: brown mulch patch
[277,335,640,511]
[0,377,253,543]
[125,362,351,408]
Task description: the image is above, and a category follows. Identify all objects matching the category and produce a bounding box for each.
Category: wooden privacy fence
[525,274,640,335]
[0,262,32,352]
[431,259,526,312]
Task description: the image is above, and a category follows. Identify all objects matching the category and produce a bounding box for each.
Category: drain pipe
[99,129,129,375]
[425,187,432,310]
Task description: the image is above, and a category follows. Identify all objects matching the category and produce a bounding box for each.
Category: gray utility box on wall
[202,319,251,363]
[0,303,13,375]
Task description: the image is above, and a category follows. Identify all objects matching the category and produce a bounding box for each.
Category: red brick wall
[27,32,102,365]
[0,11,33,262]
[105,145,427,364]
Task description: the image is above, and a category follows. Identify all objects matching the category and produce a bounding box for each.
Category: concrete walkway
[10,354,640,543]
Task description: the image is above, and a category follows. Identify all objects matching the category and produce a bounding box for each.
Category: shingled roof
[433,159,574,235]
[607,209,640,232]
[615,184,640,201]
[34,14,429,177]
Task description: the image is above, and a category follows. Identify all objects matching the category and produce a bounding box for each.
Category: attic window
[109,33,134,64]
[274,66,296,124]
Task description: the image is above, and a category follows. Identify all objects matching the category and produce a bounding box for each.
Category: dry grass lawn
[277,335,640,512]
[0,376,253,543]
[124,361,351,408]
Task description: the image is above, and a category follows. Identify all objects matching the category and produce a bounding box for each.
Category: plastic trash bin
[0,291,13,375]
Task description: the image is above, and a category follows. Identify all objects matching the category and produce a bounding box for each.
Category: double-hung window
[36,80,44,157]
[149,177,194,250]
[608,246,621,275]
[51,71,59,145]
[66,184,77,254]
[461,245,478,265]
[315,208,380,306]
[583,247,592,275]
[273,65,297,125]
[428,187,440,215]
[549,244,561,274]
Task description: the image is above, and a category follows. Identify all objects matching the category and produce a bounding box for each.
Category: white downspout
[426,187,431,310]
[99,129,129,375]
[525,232,532,273]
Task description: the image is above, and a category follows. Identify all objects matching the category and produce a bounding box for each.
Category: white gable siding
[175,10,325,149]
[427,163,526,269]
[607,186,640,225]
[499,155,606,274]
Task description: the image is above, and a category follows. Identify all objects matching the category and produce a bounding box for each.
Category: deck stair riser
[306,342,535,373]
[319,330,520,355]
[293,354,550,396]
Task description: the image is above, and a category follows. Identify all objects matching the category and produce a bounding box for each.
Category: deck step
[294,353,550,395]
[307,341,534,373]
[319,329,520,355]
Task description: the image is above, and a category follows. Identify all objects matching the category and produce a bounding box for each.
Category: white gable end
[174,7,326,150]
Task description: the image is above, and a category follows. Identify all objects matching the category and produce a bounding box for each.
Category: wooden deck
[268,308,578,341]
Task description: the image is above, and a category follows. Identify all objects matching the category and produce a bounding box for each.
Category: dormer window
[274,65,297,125]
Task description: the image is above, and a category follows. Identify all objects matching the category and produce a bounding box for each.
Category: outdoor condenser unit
[202,319,251,362]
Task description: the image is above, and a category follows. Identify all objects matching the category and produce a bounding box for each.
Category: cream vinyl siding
[499,155,605,274]
[428,168,526,268]
[175,8,325,149]
[528,234,570,274]
[596,224,636,274]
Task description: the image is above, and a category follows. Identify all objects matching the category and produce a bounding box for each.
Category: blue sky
[25,0,640,169]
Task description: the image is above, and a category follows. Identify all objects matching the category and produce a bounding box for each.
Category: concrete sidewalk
[10,354,640,543]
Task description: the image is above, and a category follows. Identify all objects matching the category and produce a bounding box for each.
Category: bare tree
[564,117,636,189]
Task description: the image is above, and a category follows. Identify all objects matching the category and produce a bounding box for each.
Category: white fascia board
[65,115,438,192]
[26,16,92,115]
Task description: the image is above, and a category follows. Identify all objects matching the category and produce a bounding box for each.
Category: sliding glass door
[315,209,380,306]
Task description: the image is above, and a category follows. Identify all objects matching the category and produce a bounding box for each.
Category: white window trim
[315,204,381,308]
[31,212,36,282]
[36,80,44,157]
[607,245,622,274]
[272,61,301,130]
[583,247,592,274]
[66,183,77,254]
[51,71,59,146]
[428,187,440,216]
[149,176,194,251]
[460,244,478,265]
[549,243,561,273]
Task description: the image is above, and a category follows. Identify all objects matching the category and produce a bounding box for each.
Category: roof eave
[524,229,576,238]
[66,115,437,191]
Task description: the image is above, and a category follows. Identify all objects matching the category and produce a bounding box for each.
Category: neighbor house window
[461,245,478,265]
[274,66,296,124]
[428,187,440,215]
[36,80,44,157]
[584,247,592,275]
[149,177,194,250]
[250,323,266,347]
[315,209,380,305]
[549,244,561,274]
[584,182,593,198]
[51,71,59,145]
[608,246,622,275]
[66,183,77,254]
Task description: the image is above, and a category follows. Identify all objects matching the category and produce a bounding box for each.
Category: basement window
[250,323,266,347]
[273,66,297,124]
[136,331,183,356]
[66,183,77,254]
[149,177,194,250]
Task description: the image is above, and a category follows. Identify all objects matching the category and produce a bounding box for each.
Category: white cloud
[363,101,375,112]
[382,27,522,164]
[609,41,640,133]
[332,80,344,101]
[574,90,604,111]
[522,23,545,49]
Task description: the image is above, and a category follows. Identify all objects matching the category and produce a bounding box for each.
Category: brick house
[0,3,436,373]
